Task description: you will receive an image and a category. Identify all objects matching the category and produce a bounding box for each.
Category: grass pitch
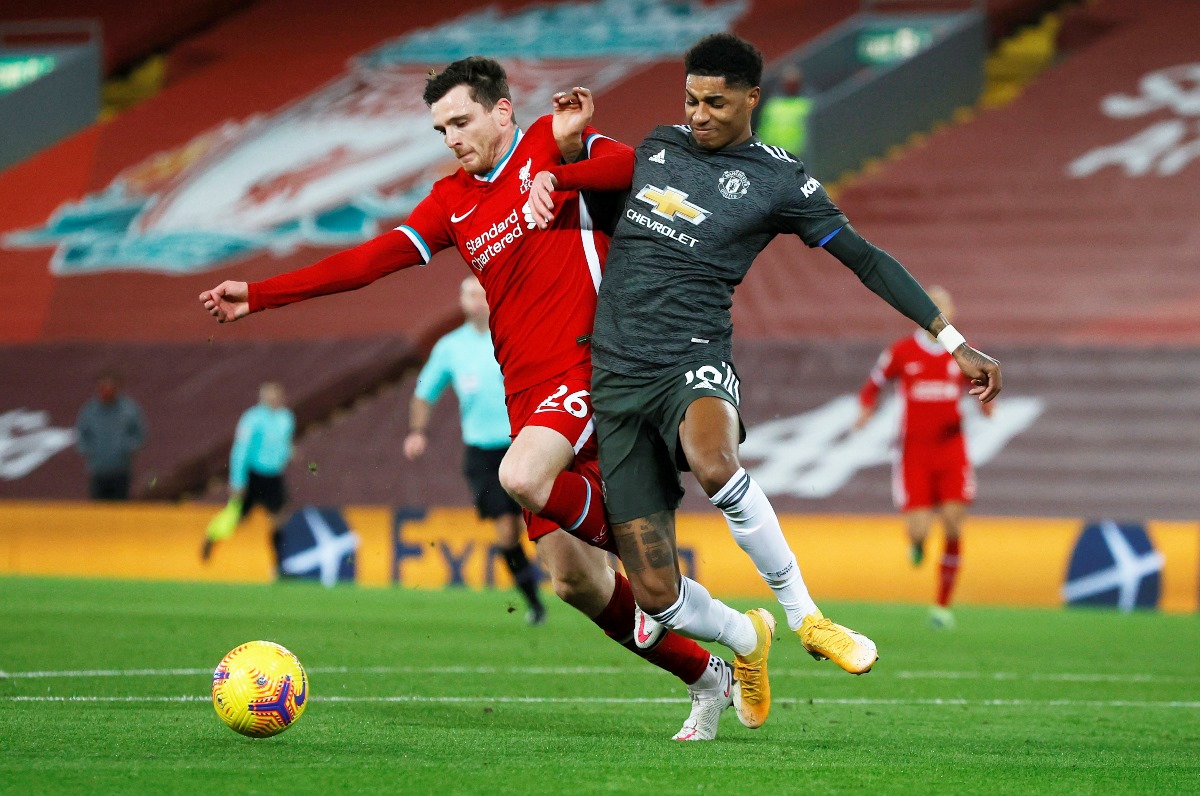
[1,576,1197,795]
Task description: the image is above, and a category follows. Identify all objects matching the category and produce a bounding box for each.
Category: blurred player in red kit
[200,57,735,740]
[856,286,994,629]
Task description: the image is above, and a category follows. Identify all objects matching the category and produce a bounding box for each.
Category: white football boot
[673,657,734,741]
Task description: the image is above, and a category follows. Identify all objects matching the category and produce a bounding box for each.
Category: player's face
[431,85,513,175]
[685,75,760,151]
[260,383,285,409]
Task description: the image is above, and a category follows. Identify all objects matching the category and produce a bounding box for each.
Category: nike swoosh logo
[450,206,477,223]
[635,615,653,645]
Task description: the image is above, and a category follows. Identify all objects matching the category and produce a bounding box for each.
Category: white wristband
[936,325,966,354]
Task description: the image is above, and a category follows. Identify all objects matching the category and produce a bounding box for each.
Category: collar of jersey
[474,127,524,183]
[913,328,944,354]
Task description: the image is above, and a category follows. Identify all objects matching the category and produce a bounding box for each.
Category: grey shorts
[592,360,744,524]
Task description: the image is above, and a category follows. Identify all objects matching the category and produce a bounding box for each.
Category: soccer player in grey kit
[527,33,1002,729]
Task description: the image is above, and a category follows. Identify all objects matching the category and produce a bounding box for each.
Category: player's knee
[627,574,679,616]
[690,452,741,497]
[497,459,544,510]
[548,565,600,609]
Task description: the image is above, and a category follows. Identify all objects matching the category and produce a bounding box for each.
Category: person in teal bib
[203,382,295,566]
[405,278,546,624]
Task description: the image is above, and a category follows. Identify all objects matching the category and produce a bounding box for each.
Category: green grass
[1,576,1198,795]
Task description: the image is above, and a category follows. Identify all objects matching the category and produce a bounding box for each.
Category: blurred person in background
[75,370,146,501]
[405,277,547,625]
[200,57,735,741]
[202,382,295,566]
[855,286,994,629]
[756,64,812,159]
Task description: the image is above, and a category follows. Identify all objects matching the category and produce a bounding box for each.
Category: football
[211,640,308,738]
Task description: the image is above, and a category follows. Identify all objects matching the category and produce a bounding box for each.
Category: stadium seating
[0,0,253,76]
[3,0,1196,527]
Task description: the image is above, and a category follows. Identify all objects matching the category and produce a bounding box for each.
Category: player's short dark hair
[423,56,511,109]
[684,33,763,89]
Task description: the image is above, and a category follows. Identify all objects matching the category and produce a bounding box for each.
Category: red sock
[937,537,961,607]
[540,469,614,552]
[591,572,710,685]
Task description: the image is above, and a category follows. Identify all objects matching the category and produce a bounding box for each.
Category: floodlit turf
[1,577,1197,795]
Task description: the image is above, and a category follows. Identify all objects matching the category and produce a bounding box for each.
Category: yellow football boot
[731,608,776,729]
[798,610,878,674]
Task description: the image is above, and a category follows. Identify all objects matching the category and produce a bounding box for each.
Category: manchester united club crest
[718,169,749,199]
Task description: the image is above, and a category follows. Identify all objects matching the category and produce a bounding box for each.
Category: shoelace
[806,618,856,656]
[736,660,765,702]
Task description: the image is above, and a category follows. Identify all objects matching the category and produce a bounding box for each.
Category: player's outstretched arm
[200,281,250,323]
[198,229,429,323]
[823,224,1001,403]
[526,137,636,230]
[926,314,1002,403]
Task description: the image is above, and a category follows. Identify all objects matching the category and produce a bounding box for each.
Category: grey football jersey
[592,125,847,377]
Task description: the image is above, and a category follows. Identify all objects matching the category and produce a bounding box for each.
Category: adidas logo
[649,149,666,164]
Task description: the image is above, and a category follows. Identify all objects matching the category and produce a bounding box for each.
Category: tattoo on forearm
[961,345,997,372]
[926,314,948,336]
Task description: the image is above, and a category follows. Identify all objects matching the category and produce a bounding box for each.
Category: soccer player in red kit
[855,287,994,629]
[200,57,734,740]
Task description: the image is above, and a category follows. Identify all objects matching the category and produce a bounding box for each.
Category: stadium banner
[0,502,1196,613]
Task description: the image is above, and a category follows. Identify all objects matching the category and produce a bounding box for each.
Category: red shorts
[506,361,598,542]
[892,442,975,512]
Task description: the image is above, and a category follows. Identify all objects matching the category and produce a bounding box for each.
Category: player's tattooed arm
[926,314,949,337]
[954,344,1002,403]
[926,311,1003,403]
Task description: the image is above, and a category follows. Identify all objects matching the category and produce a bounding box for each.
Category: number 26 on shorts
[536,384,591,418]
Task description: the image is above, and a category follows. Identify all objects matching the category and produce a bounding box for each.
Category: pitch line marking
[2,695,1198,709]
[0,665,1195,684]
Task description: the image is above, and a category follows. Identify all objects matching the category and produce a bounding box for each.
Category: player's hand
[551,86,594,158]
[853,406,874,430]
[953,344,1002,403]
[200,281,250,323]
[524,171,558,230]
[403,432,426,460]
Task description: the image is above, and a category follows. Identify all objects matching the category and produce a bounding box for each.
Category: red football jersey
[400,116,619,394]
[249,115,632,396]
[860,330,973,447]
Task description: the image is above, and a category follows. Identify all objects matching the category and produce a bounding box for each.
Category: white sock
[689,654,726,690]
[650,576,758,657]
[711,468,818,631]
